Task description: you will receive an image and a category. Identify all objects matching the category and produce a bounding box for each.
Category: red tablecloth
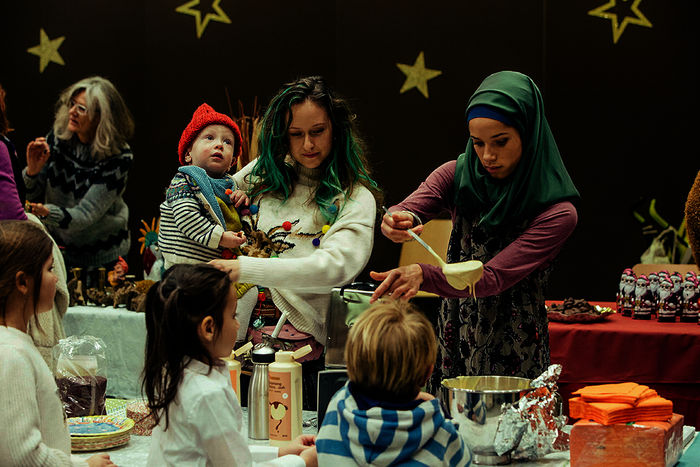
[547,301,700,428]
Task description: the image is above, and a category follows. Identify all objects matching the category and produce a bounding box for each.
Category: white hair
[53,76,134,160]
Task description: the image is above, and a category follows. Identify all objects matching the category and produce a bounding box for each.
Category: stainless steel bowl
[441,376,532,465]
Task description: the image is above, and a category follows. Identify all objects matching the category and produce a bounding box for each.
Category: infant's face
[187,124,236,177]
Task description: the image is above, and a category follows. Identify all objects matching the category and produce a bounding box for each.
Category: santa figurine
[657,277,679,322]
[680,277,699,323]
[616,268,635,315]
[633,275,654,320]
[619,270,636,317]
[648,272,660,305]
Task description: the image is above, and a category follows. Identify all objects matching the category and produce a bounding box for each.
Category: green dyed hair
[249,76,380,222]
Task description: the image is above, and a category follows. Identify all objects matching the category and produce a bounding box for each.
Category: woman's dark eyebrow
[490,132,508,139]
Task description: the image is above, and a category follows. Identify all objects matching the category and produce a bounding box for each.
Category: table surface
[63,306,146,399]
[547,301,700,428]
[71,400,700,467]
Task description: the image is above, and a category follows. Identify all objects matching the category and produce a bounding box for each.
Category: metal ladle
[405,228,483,295]
[383,208,484,295]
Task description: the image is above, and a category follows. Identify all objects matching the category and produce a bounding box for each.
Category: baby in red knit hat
[158,104,257,340]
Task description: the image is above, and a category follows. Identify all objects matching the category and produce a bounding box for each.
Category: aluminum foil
[493,364,569,460]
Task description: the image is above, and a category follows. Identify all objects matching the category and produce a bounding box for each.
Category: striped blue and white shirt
[317,383,472,466]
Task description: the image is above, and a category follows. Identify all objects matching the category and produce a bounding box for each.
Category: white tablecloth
[63,306,146,399]
[72,407,319,466]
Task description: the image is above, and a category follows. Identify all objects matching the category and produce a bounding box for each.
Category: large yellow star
[588,0,652,44]
[176,0,231,39]
[27,28,65,73]
[396,51,442,99]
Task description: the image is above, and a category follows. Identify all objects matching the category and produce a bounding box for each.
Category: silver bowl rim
[440,376,533,394]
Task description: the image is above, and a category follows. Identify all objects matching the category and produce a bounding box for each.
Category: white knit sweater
[233,160,376,343]
[0,326,87,466]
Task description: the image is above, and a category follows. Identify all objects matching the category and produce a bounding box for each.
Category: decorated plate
[71,432,130,452]
[68,415,134,437]
[547,304,615,323]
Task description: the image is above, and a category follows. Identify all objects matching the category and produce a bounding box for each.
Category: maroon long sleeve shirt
[393,160,577,298]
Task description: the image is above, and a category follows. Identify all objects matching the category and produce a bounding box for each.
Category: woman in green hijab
[370,71,579,385]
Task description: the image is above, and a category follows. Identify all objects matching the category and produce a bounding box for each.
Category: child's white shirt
[148,358,305,467]
[0,325,88,466]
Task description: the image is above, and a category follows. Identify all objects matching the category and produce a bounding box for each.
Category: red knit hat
[178,103,243,165]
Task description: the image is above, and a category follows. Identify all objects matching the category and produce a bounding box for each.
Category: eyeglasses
[69,99,88,115]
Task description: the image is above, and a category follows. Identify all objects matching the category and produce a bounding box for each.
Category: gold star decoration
[175,0,231,39]
[588,0,652,44]
[27,28,65,73]
[396,51,442,99]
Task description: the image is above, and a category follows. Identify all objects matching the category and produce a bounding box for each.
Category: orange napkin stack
[569,382,673,425]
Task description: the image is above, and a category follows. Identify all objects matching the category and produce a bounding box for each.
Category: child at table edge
[0,220,114,467]
[315,298,472,466]
[142,263,316,466]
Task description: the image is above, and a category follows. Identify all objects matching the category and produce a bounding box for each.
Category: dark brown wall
[2,0,697,300]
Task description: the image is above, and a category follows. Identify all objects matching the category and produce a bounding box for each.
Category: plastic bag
[53,335,108,417]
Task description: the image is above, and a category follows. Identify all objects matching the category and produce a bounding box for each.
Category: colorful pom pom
[221,249,235,259]
[258,292,266,302]
[225,188,233,195]
[282,221,292,231]
[241,208,251,216]
[328,205,338,214]
[322,224,330,234]
[249,205,259,214]
[312,238,321,247]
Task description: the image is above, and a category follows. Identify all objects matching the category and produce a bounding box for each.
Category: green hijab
[454,71,580,232]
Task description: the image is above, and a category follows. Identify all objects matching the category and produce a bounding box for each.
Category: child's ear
[15,271,30,296]
[197,316,216,343]
[185,152,192,164]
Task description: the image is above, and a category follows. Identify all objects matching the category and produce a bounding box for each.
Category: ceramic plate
[68,415,134,437]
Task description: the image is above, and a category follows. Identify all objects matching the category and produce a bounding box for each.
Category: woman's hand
[229,189,250,208]
[219,231,246,248]
[28,202,49,218]
[25,137,51,176]
[86,453,116,467]
[381,211,424,243]
[208,259,241,281]
[278,434,316,456]
[369,264,424,303]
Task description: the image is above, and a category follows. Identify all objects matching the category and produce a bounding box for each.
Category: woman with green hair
[211,76,380,408]
[371,71,579,387]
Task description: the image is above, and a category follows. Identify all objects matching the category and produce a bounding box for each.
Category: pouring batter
[370,71,580,388]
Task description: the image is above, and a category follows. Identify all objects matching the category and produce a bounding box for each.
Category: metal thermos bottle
[248,345,276,440]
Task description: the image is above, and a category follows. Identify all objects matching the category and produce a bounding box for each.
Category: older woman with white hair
[24,76,135,281]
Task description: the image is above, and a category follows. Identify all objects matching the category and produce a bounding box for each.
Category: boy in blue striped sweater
[316,299,471,466]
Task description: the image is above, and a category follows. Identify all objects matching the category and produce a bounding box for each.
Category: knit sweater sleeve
[165,174,224,248]
[0,344,72,466]
[41,151,133,231]
[420,201,578,297]
[238,186,376,293]
[1,140,27,220]
[23,165,48,203]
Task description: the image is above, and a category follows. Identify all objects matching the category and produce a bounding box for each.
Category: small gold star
[176,0,231,39]
[588,0,652,44]
[27,28,65,73]
[396,51,442,99]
